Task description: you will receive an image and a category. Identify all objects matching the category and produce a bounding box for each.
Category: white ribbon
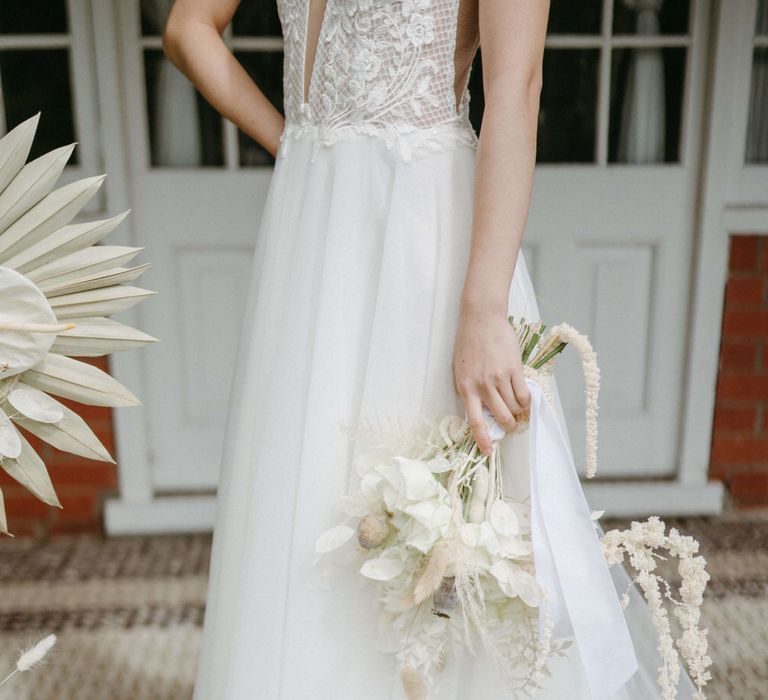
[526,377,638,698]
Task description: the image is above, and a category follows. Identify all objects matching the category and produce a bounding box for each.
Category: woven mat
[0,516,765,699]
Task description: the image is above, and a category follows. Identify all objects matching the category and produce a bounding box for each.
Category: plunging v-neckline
[302,0,329,106]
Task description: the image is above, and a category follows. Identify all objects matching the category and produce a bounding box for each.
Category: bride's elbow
[161,15,185,65]
[484,67,543,115]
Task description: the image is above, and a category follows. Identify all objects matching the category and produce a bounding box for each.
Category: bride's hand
[452,305,531,456]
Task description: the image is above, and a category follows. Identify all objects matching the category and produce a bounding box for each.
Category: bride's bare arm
[162,0,285,157]
[452,0,549,455]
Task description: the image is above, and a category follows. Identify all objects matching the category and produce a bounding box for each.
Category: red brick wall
[710,234,768,507]
[0,356,117,537]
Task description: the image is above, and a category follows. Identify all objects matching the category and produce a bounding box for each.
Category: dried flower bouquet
[313,318,711,699]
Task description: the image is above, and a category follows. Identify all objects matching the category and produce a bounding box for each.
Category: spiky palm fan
[0,113,157,535]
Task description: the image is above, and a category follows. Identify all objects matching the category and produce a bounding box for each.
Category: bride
[163,1,697,697]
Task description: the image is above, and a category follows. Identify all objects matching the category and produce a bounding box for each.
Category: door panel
[523,0,708,477]
[117,0,281,491]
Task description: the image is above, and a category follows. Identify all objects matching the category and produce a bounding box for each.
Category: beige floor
[0,515,764,699]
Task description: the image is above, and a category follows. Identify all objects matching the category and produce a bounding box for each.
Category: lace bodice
[276,0,479,161]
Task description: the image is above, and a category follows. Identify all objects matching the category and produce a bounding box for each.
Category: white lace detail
[276,0,478,162]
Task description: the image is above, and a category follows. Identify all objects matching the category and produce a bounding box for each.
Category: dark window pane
[537,49,599,163]
[143,50,224,167]
[548,0,602,35]
[0,0,68,34]
[0,50,77,164]
[140,0,168,36]
[613,0,690,36]
[758,0,768,36]
[235,51,284,167]
[746,48,768,163]
[608,47,686,164]
[233,0,283,36]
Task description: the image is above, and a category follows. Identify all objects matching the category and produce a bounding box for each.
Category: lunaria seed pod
[432,576,458,614]
[357,513,389,549]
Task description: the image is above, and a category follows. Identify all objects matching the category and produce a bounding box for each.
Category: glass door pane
[746,0,768,163]
[0,0,78,164]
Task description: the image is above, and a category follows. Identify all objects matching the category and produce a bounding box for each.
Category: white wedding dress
[193,1,697,698]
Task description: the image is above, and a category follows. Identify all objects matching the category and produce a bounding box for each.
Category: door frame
[98,0,744,533]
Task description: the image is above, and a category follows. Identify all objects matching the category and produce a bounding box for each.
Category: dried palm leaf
[0,113,157,534]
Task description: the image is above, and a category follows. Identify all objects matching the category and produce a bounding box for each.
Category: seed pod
[432,575,458,614]
[357,513,389,549]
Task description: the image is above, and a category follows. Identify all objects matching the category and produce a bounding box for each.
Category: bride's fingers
[482,386,518,434]
[463,391,492,456]
[496,376,523,419]
[511,367,532,410]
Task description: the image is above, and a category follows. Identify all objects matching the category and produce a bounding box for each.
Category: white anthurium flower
[489,499,520,537]
[376,458,444,511]
[7,383,64,423]
[403,498,452,531]
[397,457,441,502]
[405,529,434,553]
[0,407,22,458]
[400,518,440,553]
[314,524,356,553]
[479,521,531,559]
[0,267,62,377]
[489,559,542,607]
[359,471,385,499]
[360,549,405,581]
[426,454,452,473]
[375,462,404,510]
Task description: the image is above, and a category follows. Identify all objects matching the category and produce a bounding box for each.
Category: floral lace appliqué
[277,0,478,162]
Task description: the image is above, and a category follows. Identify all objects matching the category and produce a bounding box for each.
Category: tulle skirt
[192,130,695,699]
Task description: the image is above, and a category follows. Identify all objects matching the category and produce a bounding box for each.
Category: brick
[711,436,768,464]
[47,462,117,488]
[716,374,768,400]
[730,235,760,271]
[2,493,52,518]
[719,341,759,372]
[722,308,768,337]
[729,469,768,499]
[713,405,757,432]
[725,275,766,306]
[56,492,98,520]
[65,403,113,424]
[708,461,730,480]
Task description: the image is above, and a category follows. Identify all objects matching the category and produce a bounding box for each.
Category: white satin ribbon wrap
[525,377,638,698]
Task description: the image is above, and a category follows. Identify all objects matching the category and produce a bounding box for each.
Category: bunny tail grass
[0,633,57,687]
[401,666,427,700]
[413,540,450,604]
[17,633,56,670]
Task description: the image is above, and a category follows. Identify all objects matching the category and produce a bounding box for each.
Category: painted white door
[112,0,283,492]
[523,0,711,482]
[102,0,732,532]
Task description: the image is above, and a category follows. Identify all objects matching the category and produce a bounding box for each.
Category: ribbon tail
[527,378,638,698]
